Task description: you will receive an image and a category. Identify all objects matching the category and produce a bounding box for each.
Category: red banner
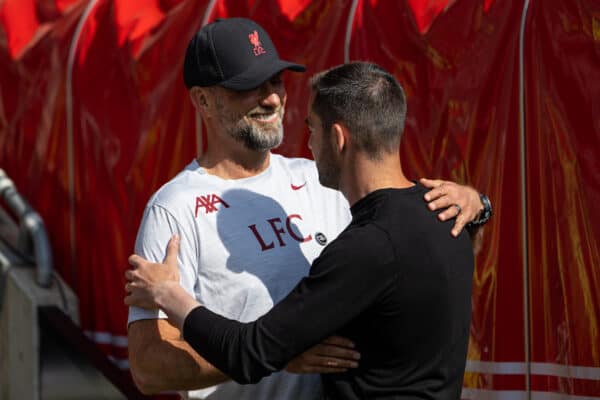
[350,1,527,396]
[68,0,209,363]
[0,0,87,289]
[525,0,600,397]
[0,1,598,397]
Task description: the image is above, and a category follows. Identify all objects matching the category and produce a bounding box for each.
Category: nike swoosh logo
[291,183,306,190]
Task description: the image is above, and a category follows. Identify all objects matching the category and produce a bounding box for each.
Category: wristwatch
[468,193,492,227]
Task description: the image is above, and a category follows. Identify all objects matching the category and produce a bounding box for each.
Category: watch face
[482,194,492,215]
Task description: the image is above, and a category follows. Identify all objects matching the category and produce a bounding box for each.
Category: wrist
[154,281,181,310]
[155,281,201,330]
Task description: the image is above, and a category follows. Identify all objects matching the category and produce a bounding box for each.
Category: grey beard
[229,123,283,152]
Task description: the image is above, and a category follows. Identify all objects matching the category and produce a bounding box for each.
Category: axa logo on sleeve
[194,194,229,216]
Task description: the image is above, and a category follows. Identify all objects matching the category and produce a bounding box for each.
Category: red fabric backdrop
[0,0,598,397]
[525,0,600,397]
[350,2,528,396]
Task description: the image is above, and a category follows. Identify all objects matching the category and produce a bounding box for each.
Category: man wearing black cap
[183,18,306,91]
[126,18,491,399]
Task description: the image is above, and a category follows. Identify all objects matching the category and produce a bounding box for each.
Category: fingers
[287,363,349,374]
[128,254,156,271]
[451,213,469,238]
[313,342,360,362]
[434,204,467,236]
[129,233,179,269]
[124,288,137,306]
[123,282,157,309]
[419,177,444,190]
[306,351,359,372]
[286,353,358,374]
[124,288,138,306]
[436,204,461,222]
[322,335,355,349]
[313,354,359,369]
[298,362,352,374]
[421,179,486,237]
[286,337,361,375]
[128,254,143,268]
[423,183,453,209]
[424,189,447,207]
[317,337,360,364]
[429,201,468,237]
[124,269,145,286]
[124,292,150,308]
[124,269,136,281]
[163,234,180,266]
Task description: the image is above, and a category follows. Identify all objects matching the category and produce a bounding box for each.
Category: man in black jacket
[126,62,476,399]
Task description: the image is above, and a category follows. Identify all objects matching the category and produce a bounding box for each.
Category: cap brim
[219,59,306,91]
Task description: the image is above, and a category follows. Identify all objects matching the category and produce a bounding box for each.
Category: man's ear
[331,122,348,154]
[189,87,209,112]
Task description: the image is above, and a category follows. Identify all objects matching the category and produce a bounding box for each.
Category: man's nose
[260,91,281,108]
[257,82,282,108]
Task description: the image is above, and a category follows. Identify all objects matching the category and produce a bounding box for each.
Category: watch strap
[468,193,492,227]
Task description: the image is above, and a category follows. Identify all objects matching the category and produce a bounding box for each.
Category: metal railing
[0,168,53,287]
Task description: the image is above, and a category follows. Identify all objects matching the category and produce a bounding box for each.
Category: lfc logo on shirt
[248,214,313,251]
[194,194,229,216]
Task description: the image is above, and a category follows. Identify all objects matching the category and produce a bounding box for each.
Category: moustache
[247,106,282,117]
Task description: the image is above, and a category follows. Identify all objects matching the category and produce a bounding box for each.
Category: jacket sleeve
[182,227,397,384]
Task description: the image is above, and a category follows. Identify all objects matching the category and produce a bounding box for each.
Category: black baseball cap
[183,18,306,91]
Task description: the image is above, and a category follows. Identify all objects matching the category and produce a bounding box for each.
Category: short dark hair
[310,62,407,159]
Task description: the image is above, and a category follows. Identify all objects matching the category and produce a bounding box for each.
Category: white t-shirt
[128,153,351,400]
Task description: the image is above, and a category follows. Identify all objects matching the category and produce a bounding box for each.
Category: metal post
[518,0,532,397]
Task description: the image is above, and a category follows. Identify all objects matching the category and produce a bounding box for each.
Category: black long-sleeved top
[183,185,475,399]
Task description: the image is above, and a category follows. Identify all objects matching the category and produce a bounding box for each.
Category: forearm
[178,266,386,383]
[155,281,202,330]
[131,338,227,393]
[151,283,277,383]
[128,319,228,394]
[183,305,297,384]
[153,237,388,385]
[149,280,287,384]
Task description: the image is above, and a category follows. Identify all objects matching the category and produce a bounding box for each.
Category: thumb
[164,234,180,266]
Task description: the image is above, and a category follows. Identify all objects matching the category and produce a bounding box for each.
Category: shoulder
[146,160,212,211]
[270,153,317,175]
[374,188,474,261]
[321,223,396,269]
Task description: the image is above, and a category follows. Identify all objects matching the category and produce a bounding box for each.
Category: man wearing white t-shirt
[127,18,490,399]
